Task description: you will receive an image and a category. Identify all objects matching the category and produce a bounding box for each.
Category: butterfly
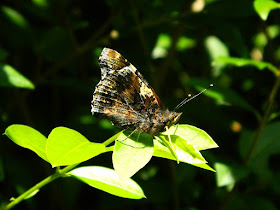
[91,48,182,135]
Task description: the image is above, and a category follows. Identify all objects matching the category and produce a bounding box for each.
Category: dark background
[1,0,280,209]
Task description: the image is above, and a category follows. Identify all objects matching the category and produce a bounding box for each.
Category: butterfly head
[166,111,183,128]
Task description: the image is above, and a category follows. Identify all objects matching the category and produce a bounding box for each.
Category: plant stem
[245,70,280,165]
[3,163,79,210]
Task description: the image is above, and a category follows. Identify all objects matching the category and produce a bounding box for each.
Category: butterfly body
[91,48,182,135]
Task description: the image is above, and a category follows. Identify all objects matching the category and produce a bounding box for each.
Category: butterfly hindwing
[91,48,182,135]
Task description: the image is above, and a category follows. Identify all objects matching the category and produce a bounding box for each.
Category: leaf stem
[3,163,79,210]
[245,70,280,165]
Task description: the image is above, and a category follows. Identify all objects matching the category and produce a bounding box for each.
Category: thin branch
[245,70,280,165]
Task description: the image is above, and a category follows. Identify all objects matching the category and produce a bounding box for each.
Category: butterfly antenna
[174,84,213,111]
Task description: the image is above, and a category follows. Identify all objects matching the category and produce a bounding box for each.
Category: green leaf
[46,127,106,167]
[4,124,48,162]
[205,36,229,60]
[0,64,35,89]
[267,25,280,39]
[1,6,29,28]
[31,0,48,8]
[176,36,196,51]
[69,166,146,199]
[254,0,280,21]
[205,36,229,77]
[162,125,218,151]
[214,56,278,75]
[113,131,154,180]
[151,33,171,59]
[157,135,206,163]
[215,162,249,188]
[153,137,215,171]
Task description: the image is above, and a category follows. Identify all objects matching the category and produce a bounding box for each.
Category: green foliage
[5,125,48,161]
[69,166,146,199]
[113,131,154,180]
[1,0,280,209]
[46,127,106,167]
[214,56,278,75]
[3,123,215,207]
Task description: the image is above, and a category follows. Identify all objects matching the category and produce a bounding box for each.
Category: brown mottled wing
[91,48,164,130]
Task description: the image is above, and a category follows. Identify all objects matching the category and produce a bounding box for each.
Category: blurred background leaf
[1,0,280,209]
[0,64,35,89]
[254,0,280,20]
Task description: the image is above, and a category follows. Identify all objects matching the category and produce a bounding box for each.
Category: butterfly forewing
[91,48,182,135]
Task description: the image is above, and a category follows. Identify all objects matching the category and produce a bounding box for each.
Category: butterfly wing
[91,48,164,130]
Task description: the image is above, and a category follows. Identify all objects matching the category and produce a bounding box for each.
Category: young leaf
[254,0,280,21]
[4,124,48,162]
[68,166,146,199]
[157,135,207,164]
[0,64,35,89]
[113,131,154,180]
[153,138,215,171]
[46,127,106,167]
[214,56,278,75]
[162,124,218,151]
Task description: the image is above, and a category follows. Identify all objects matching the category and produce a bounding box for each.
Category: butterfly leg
[116,129,146,149]
[117,128,138,142]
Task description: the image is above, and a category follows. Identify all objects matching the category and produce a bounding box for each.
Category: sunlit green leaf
[46,127,106,167]
[4,124,48,162]
[162,124,218,151]
[153,137,215,171]
[113,131,154,180]
[0,64,35,89]
[214,56,278,75]
[157,135,206,163]
[254,0,280,20]
[69,166,146,199]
